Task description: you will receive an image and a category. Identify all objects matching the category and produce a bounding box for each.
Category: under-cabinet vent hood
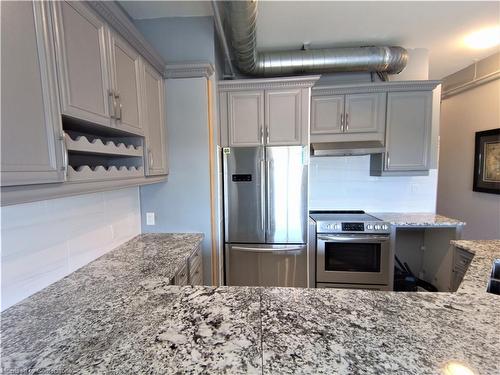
[311,141,385,157]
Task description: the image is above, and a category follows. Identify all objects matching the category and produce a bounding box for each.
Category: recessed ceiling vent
[224,0,409,77]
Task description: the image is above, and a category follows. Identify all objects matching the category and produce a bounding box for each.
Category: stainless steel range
[309,211,392,290]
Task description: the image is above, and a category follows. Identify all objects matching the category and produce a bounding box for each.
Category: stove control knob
[366,224,373,230]
[382,224,389,230]
[374,224,381,230]
[333,224,340,230]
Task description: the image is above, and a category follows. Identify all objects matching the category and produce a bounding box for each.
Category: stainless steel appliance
[310,211,392,290]
[224,146,308,287]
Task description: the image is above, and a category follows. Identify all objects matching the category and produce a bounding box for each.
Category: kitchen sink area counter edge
[1,235,499,374]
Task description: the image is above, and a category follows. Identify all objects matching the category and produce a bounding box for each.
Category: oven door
[316,234,390,285]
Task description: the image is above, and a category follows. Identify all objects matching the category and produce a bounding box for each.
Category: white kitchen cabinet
[227,90,264,147]
[311,91,386,143]
[1,1,65,187]
[109,32,144,135]
[52,1,113,127]
[220,76,320,147]
[143,62,168,176]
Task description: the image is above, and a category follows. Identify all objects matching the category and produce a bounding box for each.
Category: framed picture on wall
[473,128,500,194]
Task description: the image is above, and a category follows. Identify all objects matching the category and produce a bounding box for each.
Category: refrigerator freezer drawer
[225,244,307,287]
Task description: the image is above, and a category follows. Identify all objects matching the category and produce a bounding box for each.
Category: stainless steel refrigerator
[223,146,308,287]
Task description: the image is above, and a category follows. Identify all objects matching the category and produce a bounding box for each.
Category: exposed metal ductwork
[224,0,409,77]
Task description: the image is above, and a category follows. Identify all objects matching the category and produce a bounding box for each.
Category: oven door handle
[318,235,389,243]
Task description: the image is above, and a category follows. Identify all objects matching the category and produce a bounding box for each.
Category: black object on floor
[394,256,438,292]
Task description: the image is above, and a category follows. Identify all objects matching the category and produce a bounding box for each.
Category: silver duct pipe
[225,0,408,77]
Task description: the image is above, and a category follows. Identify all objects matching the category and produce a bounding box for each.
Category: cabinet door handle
[345,113,349,131]
[260,125,264,144]
[60,133,68,178]
[108,90,116,119]
[266,125,270,144]
[114,92,122,121]
[340,113,344,132]
[148,148,154,168]
[386,151,390,167]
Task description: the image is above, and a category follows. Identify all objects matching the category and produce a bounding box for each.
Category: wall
[310,156,438,212]
[310,49,439,213]
[1,188,141,311]
[134,16,215,63]
[437,57,500,239]
[140,78,212,280]
[136,17,216,284]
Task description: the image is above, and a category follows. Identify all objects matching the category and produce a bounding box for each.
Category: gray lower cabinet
[174,263,189,286]
[172,246,203,286]
[51,1,113,127]
[188,246,203,285]
[451,247,474,291]
[1,1,65,187]
[311,92,386,143]
[143,63,168,176]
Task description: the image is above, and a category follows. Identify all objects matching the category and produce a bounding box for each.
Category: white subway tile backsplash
[1,187,141,311]
[309,155,437,212]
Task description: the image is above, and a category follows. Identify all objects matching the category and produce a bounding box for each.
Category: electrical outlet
[146,212,155,226]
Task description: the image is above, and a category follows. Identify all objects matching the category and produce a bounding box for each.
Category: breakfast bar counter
[1,236,499,374]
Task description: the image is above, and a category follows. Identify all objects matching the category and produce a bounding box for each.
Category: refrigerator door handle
[260,159,266,231]
[231,246,305,253]
[266,159,272,237]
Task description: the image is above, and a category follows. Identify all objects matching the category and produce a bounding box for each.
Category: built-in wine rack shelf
[65,134,143,157]
[67,165,144,181]
[63,129,145,183]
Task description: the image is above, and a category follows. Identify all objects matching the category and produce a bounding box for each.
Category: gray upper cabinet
[228,90,264,147]
[265,89,303,145]
[52,1,112,127]
[109,32,144,135]
[311,95,344,135]
[311,91,386,143]
[384,91,432,171]
[143,63,168,176]
[1,1,65,187]
[220,77,320,147]
[344,93,385,134]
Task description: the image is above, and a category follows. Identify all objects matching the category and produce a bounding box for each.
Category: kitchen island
[1,235,499,374]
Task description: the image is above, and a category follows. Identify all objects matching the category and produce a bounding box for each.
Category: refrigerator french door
[223,146,308,287]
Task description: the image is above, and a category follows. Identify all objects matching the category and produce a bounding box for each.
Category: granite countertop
[2,236,499,374]
[372,212,466,227]
[451,240,500,295]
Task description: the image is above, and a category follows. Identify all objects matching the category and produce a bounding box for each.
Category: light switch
[146,212,155,226]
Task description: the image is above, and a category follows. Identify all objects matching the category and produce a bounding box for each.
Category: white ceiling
[121,1,500,79]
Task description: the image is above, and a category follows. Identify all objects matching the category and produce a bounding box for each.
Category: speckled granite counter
[372,212,466,227]
[452,240,500,295]
[2,236,498,374]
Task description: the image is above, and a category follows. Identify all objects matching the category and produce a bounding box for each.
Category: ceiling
[121,1,500,79]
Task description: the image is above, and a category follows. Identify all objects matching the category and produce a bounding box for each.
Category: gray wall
[136,17,217,283]
[437,55,500,239]
[135,16,215,63]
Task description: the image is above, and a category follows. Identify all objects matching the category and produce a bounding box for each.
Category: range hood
[311,141,385,157]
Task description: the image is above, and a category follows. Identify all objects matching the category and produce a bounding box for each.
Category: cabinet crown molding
[312,80,441,96]
[164,61,215,79]
[218,75,321,91]
[87,1,166,75]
